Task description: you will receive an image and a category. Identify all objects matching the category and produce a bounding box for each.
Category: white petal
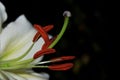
[0,71,7,80]
[1,70,49,80]
[0,15,36,60]
[5,70,49,80]
[19,72,49,80]
[0,30,36,60]
[0,2,7,32]
[21,37,45,63]
[5,72,26,80]
[0,71,16,80]
[0,15,33,51]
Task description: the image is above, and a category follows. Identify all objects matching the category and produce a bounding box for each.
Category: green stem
[49,17,69,48]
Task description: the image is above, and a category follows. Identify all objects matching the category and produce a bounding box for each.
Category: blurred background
[1,0,111,80]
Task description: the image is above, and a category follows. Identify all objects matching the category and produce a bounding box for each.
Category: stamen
[37,61,52,65]
[51,56,75,62]
[37,56,75,64]
[34,24,49,43]
[33,25,54,42]
[42,36,57,50]
[43,25,54,31]
[31,65,48,68]
[48,63,73,70]
[34,49,56,59]
[33,32,40,42]
[29,63,73,71]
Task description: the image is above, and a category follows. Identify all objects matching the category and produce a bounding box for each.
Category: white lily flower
[0,1,74,80]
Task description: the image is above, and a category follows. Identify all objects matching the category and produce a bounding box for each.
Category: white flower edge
[1,70,49,80]
[0,1,7,32]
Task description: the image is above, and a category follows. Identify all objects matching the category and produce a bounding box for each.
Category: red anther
[48,63,73,70]
[43,25,54,31]
[33,25,54,42]
[51,56,75,62]
[42,36,57,49]
[34,24,49,43]
[33,32,40,42]
[34,49,56,59]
